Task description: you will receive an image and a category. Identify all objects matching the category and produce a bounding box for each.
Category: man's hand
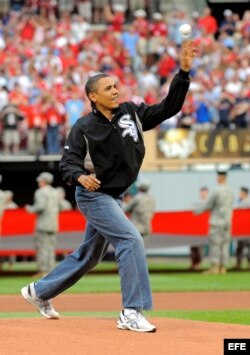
[180,40,197,72]
[78,175,101,191]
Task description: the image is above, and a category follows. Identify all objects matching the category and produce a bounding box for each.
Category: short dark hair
[85,73,110,99]
[217,170,227,176]
[241,186,249,194]
[200,186,208,192]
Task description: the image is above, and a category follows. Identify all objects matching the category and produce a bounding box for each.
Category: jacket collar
[91,103,120,122]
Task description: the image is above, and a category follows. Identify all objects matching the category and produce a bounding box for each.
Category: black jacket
[59,70,190,197]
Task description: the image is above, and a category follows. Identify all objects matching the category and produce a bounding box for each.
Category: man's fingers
[85,176,101,190]
[90,176,101,185]
[77,175,101,191]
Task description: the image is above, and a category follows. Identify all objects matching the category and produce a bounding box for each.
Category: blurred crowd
[0,1,249,155]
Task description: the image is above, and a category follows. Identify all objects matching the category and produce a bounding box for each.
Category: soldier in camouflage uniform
[190,186,209,270]
[56,187,73,211]
[26,172,61,278]
[194,171,234,274]
[122,181,155,239]
[234,186,250,270]
[0,175,7,270]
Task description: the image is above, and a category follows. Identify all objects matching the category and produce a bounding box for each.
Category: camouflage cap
[217,170,227,176]
[137,180,150,191]
[36,172,54,184]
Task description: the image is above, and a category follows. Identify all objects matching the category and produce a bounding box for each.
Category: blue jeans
[46,126,60,154]
[35,186,153,310]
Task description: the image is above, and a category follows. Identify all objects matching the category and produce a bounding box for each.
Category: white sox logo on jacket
[118,114,138,142]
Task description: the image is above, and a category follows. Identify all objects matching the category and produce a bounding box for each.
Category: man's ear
[88,92,96,103]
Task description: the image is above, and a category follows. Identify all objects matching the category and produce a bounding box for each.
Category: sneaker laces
[124,310,146,322]
[124,310,154,329]
[135,311,149,324]
[37,298,53,312]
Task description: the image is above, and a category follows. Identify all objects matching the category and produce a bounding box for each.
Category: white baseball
[179,24,192,39]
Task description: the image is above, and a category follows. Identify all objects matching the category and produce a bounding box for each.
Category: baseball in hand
[179,24,192,40]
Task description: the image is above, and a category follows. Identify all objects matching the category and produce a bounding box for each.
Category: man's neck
[101,110,113,120]
[94,105,114,121]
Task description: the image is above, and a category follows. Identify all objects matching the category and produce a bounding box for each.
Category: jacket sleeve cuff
[74,172,85,183]
[178,69,190,80]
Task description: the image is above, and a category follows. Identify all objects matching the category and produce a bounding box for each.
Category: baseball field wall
[1,208,250,237]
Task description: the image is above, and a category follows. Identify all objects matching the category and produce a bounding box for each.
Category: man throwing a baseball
[21,39,196,332]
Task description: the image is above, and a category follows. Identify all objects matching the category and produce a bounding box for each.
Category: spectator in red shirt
[148,13,168,38]
[144,87,159,105]
[157,50,177,86]
[133,9,148,38]
[220,44,238,69]
[132,9,149,63]
[25,97,46,154]
[59,46,78,72]
[0,48,7,67]
[148,12,168,65]
[198,7,218,36]
[9,83,29,108]
[18,12,36,41]
[104,3,126,35]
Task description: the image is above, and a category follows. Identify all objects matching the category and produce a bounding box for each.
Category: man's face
[200,189,208,200]
[217,174,226,184]
[89,77,119,112]
[240,190,248,200]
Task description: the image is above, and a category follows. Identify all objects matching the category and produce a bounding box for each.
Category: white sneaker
[117,309,156,332]
[21,282,60,319]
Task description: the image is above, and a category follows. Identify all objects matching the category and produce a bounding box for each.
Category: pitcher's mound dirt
[0,292,250,355]
[1,317,250,355]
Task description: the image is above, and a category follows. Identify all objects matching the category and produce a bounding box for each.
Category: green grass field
[0,260,249,325]
[0,310,249,326]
